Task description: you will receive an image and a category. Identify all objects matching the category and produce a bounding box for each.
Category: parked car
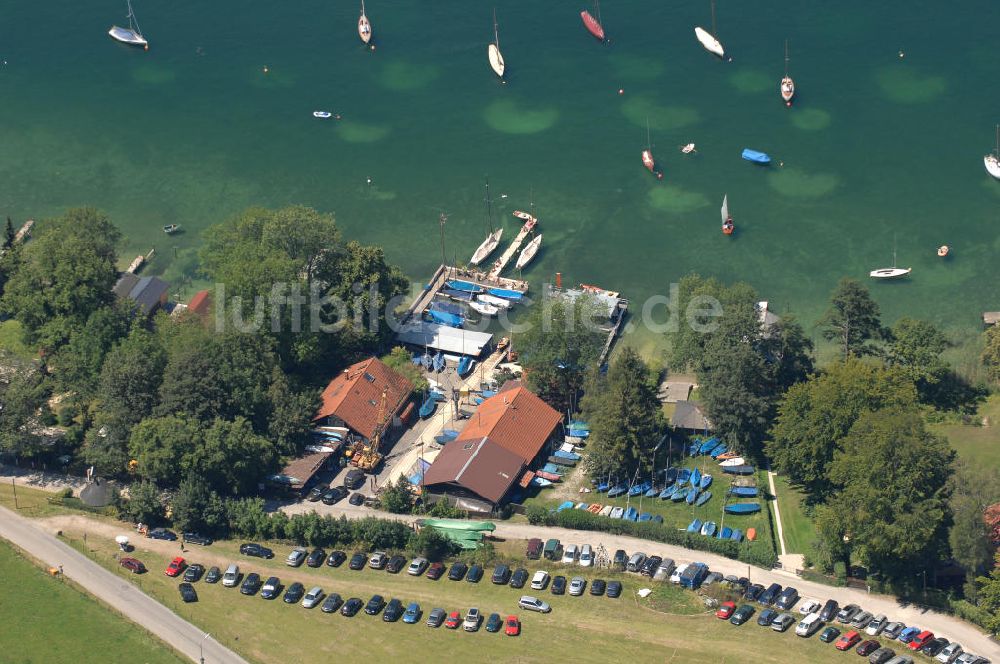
[518,595,551,613]
[364,594,385,615]
[383,599,404,622]
[505,615,521,636]
[590,579,606,596]
[492,564,511,584]
[613,549,628,570]
[321,593,343,613]
[348,552,367,570]
[526,538,543,559]
[852,611,874,629]
[921,638,950,657]
[730,604,755,626]
[444,611,462,629]
[119,557,146,574]
[164,556,186,577]
[775,586,799,610]
[568,576,587,596]
[906,631,934,652]
[757,608,778,627]
[836,604,861,624]
[795,613,824,637]
[886,657,916,664]
[239,543,273,559]
[305,548,326,568]
[463,608,481,632]
[798,599,821,615]
[467,564,484,583]
[653,558,676,582]
[326,551,347,568]
[348,492,365,506]
[531,571,550,590]
[344,468,366,489]
[239,573,261,596]
[204,566,221,584]
[301,586,325,609]
[221,564,240,587]
[758,582,783,606]
[882,622,906,640]
[641,555,663,577]
[183,532,212,546]
[744,583,765,602]
[771,613,796,632]
[178,582,198,603]
[857,640,881,656]
[148,528,177,541]
[703,572,724,586]
[402,602,421,624]
[448,562,468,581]
[283,582,305,604]
[285,547,307,567]
[551,575,567,595]
[485,612,503,633]
[868,647,897,664]
[579,544,594,567]
[426,608,446,628]
[386,555,407,574]
[820,599,840,622]
[955,655,990,664]
[306,486,324,502]
[866,614,888,636]
[340,598,363,617]
[561,545,579,565]
[670,564,690,584]
[368,551,387,570]
[836,631,862,651]
[606,580,623,598]
[626,552,647,573]
[510,568,529,589]
[407,557,428,576]
[716,601,737,619]
[935,643,963,663]
[321,486,347,505]
[820,627,842,643]
[182,564,205,582]
[426,562,446,580]
[260,576,281,600]
[897,626,922,644]
[543,539,561,560]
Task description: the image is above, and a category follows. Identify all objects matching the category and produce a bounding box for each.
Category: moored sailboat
[721,194,734,235]
[488,9,506,78]
[358,0,372,45]
[471,178,503,265]
[515,234,542,270]
[780,40,795,106]
[869,242,910,279]
[641,118,663,180]
[109,0,148,49]
[985,125,1000,180]
[694,0,725,59]
[580,0,605,41]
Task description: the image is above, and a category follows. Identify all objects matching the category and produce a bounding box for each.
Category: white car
[865,614,887,635]
[936,643,963,664]
[530,571,550,590]
[797,599,821,615]
[579,544,593,567]
[561,544,579,564]
[669,563,689,584]
[463,608,481,632]
[407,557,428,576]
[301,586,324,609]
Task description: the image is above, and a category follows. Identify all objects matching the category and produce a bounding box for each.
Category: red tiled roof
[188,290,211,315]
[423,437,526,505]
[313,358,413,439]
[456,386,560,463]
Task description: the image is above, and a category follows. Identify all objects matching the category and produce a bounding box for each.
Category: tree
[155,340,228,423]
[82,412,132,476]
[766,361,918,501]
[97,328,167,427]
[3,217,15,249]
[52,304,133,399]
[949,462,1000,597]
[759,317,815,393]
[120,480,163,525]
[127,416,201,487]
[407,527,459,561]
[0,363,49,459]
[1,208,121,352]
[382,346,429,394]
[184,417,277,496]
[818,278,883,358]
[698,342,773,458]
[983,325,1000,384]
[171,476,228,536]
[380,477,413,514]
[974,552,1000,634]
[265,368,316,457]
[818,408,954,583]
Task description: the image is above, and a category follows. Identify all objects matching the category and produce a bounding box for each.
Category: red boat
[580,10,604,41]
[535,470,562,482]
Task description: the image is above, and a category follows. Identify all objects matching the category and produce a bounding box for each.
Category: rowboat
[109,0,148,48]
[724,502,761,515]
[477,293,511,309]
[746,528,757,541]
[535,470,562,482]
[488,9,505,78]
[730,528,743,541]
[721,465,755,475]
[587,503,603,513]
[695,490,712,506]
[580,0,605,41]
[358,0,372,45]
[780,40,795,106]
[741,149,771,164]
[313,111,333,119]
[163,224,180,234]
[470,229,503,265]
[469,300,499,317]
[721,194,734,236]
[598,505,613,516]
[641,118,663,180]
[515,234,542,270]
[609,506,625,519]
[986,125,1000,179]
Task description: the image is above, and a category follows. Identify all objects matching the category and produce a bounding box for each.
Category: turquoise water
[1,0,999,346]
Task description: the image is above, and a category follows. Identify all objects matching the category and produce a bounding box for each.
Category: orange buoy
[937,245,949,257]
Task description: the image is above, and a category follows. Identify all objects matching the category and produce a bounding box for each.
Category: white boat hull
[108,25,147,47]
[694,27,724,58]
[719,457,745,467]
[869,267,911,279]
[470,228,503,265]
[358,15,372,44]
[781,76,795,103]
[469,301,499,317]
[515,234,542,270]
[489,43,505,77]
[477,293,512,309]
[986,154,1000,180]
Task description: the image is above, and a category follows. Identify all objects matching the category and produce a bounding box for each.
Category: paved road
[0,505,249,664]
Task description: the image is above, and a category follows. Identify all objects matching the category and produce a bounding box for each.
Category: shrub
[57,487,73,500]
[407,527,459,561]
[526,505,548,525]
[833,561,848,580]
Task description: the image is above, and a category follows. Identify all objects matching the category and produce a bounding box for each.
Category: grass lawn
[59,527,873,664]
[929,394,1000,467]
[0,319,33,360]
[770,474,815,556]
[0,539,184,664]
[0,482,77,518]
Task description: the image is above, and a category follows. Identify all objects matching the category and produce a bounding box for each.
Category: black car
[240,573,262,596]
[857,641,881,657]
[485,613,503,633]
[183,532,212,546]
[735,577,750,594]
[349,552,367,570]
[492,564,511,584]
[322,486,348,505]
[240,543,274,559]
[321,593,343,613]
[178,582,198,603]
[606,581,622,598]
[758,583,782,606]
[756,608,778,627]
[341,597,363,617]
[283,582,305,603]
[306,486,324,502]
[348,493,366,506]
[383,599,404,622]
[612,550,628,570]
[260,576,281,600]
[326,550,347,567]
[774,586,799,610]
[306,548,327,568]
[344,468,366,490]
[365,595,386,616]
[590,579,607,596]
[148,528,177,541]
[510,568,529,589]
[467,564,484,583]
[182,564,205,582]
[819,599,839,622]
[448,562,468,581]
[920,638,949,657]
[744,583,765,602]
[641,555,663,577]
[551,575,567,595]
[729,604,755,626]
[204,566,221,584]
[386,555,407,574]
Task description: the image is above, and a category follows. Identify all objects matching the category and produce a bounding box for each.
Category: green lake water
[1,0,999,353]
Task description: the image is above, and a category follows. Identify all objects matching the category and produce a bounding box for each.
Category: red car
[835,631,861,651]
[119,557,146,574]
[716,601,736,619]
[908,630,934,651]
[426,562,446,580]
[164,556,186,577]
[504,615,521,636]
[444,611,462,629]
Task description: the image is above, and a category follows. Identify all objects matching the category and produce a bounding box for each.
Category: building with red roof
[313,357,413,443]
[456,383,561,464]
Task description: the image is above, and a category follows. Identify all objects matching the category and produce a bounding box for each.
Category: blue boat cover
[569,420,590,430]
[695,490,712,506]
[701,522,717,537]
[671,487,689,502]
[445,280,484,293]
[678,468,691,484]
[629,481,651,496]
[709,443,727,459]
[699,474,713,490]
[644,486,660,497]
[721,465,755,475]
[728,487,758,497]
[556,501,575,512]
[690,468,702,488]
[686,518,702,533]
[431,301,464,315]
[688,442,700,456]
[729,529,743,541]
[419,395,437,419]
[607,484,628,498]
[686,488,699,504]
[719,526,732,539]
[741,148,771,163]
[553,450,581,461]
[699,437,719,454]
[664,467,678,484]
[658,484,676,499]
[724,502,761,514]
[487,287,523,300]
[428,309,463,328]
[638,512,652,522]
[457,356,473,376]
[542,463,563,474]
[623,507,638,521]
[567,428,590,438]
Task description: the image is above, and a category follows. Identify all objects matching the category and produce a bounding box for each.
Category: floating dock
[400,264,528,327]
[488,219,536,279]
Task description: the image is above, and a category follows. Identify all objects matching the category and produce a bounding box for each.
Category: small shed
[671,400,713,432]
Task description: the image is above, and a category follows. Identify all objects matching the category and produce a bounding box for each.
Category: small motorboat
[163,224,180,234]
[515,234,542,270]
[937,245,949,257]
[721,194,734,236]
[580,1,605,41]
[512,210,536,222]
[313,111,333,119]
[700,521,717,537]
[470,228,503,266]
[681,143,697,154]
[358,0,372,45]
[530,476,553,488]
[695,490,712,506]
[469,300,499,317]
[694,26,724,58]
[741,149,771,164]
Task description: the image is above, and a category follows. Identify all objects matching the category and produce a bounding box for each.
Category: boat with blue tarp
[724,502,761,514]
[686,518,703,533]
[487,287,523,301]
[445,280,484,293]
[695,490,712,506]
[418,394,436,419]
[741,148,771,164]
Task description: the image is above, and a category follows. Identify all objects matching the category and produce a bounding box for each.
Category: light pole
[200,632,210,664]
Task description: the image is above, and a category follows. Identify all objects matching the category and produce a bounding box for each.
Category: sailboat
[515,234,542,270]
[721,194,734,235]
[488,9,506,78]
[869,243,911,279]
[581,0,605,41]
[694,0,725,59]
[109,0,148,49]
[469,300,500,317]
[985,125,1000,180]
[641,119,663,180]
[470,179,503,265]
[358,0,373,45]
[780,40,795,107]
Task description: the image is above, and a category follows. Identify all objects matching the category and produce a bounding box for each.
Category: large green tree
[52,303,133,399]
[127,416,202,487]
[185,417,277,496]
[0,363,49,459]
[818,278,884,358]
[949,462,1000,597]
[983,325,1000,384]
[97,328,167,427]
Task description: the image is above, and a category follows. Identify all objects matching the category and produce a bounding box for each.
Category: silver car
[301,586,324,609]
[568,576,586,596]
[935,643,963,664]
[882,621,906,639]
[771,613,796,632]
[865,614,887,636]
[285,547,307,567]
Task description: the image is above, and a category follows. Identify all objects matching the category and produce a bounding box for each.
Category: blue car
[897,626,921,643]
[402,601,421,624]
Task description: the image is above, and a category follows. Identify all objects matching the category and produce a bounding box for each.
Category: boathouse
[313,357,414,444]
[395,321,493,357]
[422,437,526,514]
[112,273,169,317]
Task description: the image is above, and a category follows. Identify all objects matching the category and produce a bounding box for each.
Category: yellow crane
[351,389,387,472]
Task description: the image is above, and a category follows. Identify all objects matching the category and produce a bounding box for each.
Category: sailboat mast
[493,8,500,49]
[595,0,603,26]
[995,124,999,158]
[645,117,651,150]
[485,177,493,233]
[784,39,789,75]
[710,0,717,37]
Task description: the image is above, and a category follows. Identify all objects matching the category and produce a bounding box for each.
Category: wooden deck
[488,220,535,279]
[985,312,1000,327]
[398,264,528,326]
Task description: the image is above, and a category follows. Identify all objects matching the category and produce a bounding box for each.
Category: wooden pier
[488,220,535,279]
[399,264,529,326]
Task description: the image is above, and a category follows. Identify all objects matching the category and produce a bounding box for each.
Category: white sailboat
[870,242,911,279]
[358,0,372,45]
[469,300,500,317]
[985,124,1000,180]
[488,9,506,78]
[477,293,512,309]
[108,0,148,49]
[721,194,734,235]
[515,234,542,270]
[694,0,724,58]
[780,40,795,106]
[470,229,503,265]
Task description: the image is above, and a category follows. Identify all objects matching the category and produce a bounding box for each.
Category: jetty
[400,264,528,326]
[13,220,33,244]
[126,248,155,274]
[550,283,628,367]
[488,218,536,279]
